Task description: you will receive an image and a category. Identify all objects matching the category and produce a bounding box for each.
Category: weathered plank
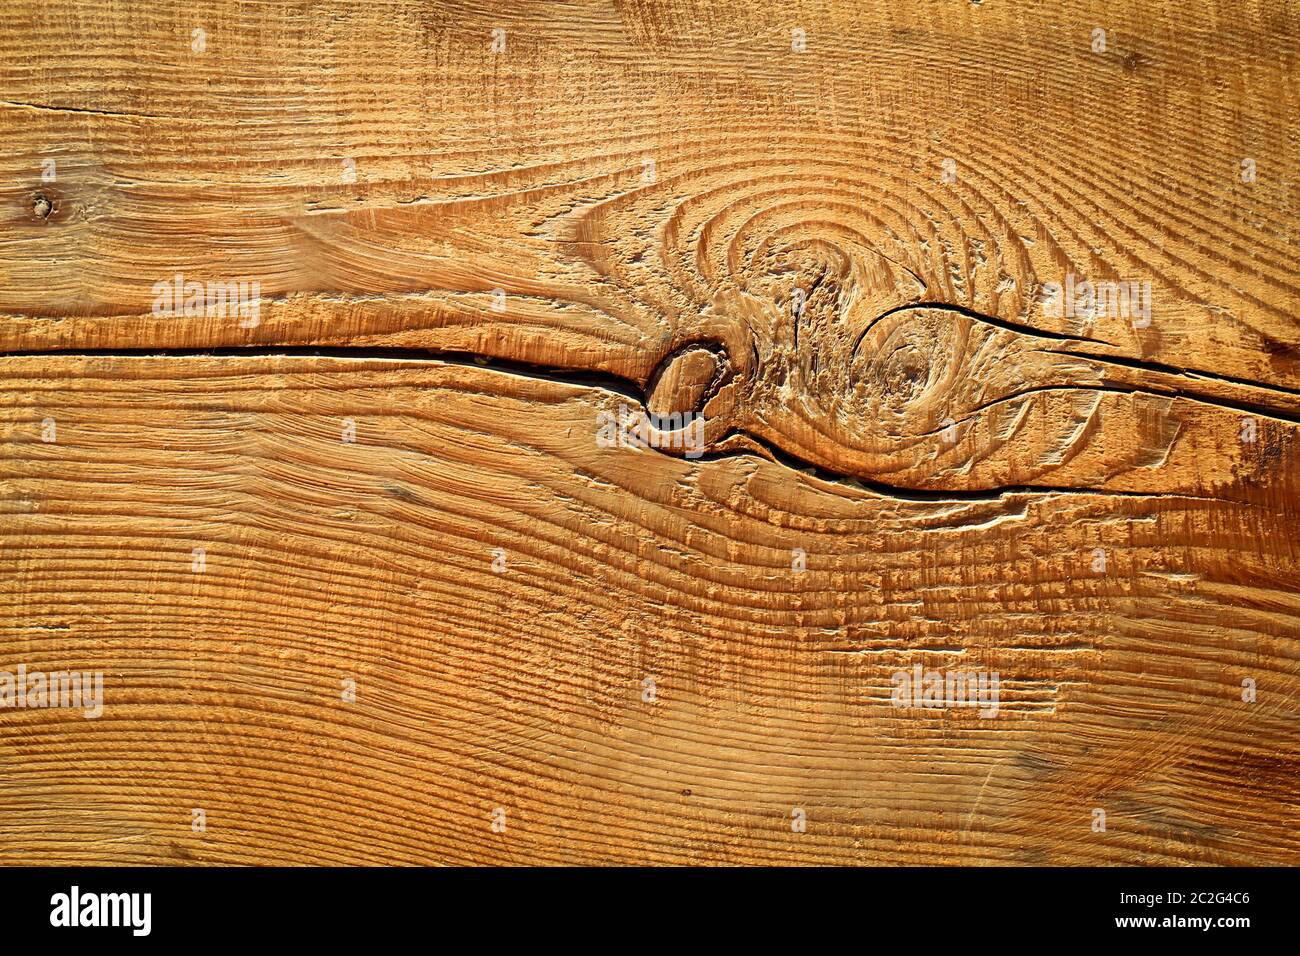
[1,354,1297,864]
[0,0,1297,864]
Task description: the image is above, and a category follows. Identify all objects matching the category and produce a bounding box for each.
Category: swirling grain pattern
[0,0,1297,865]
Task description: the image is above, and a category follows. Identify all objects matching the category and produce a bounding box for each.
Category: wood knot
[639,342,739,456]
[877,335,939,408]
[646,344,727,416]
[855,310,966,419]
[32,194,53,221]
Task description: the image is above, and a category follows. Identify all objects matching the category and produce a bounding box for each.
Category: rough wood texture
[1,0,1297,865]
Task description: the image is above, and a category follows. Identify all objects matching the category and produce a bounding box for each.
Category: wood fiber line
[0,0,1298,865]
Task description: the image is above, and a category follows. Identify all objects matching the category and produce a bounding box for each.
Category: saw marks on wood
[0,0,1298,864]
[2,355,1297,865]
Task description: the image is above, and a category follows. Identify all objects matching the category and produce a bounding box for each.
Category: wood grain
[1,0,1297,865]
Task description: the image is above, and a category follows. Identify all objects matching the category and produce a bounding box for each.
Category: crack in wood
[8,306,1291,508]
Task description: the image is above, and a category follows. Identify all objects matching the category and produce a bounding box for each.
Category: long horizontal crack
[851,300,1115,358]
[0,344,648,404]
[1051,348,1300,398]
[721,428,1254,506]
[0,99,172,120]
[918,382,1300,436]
[0,344,1273,507]
[1038,347,1300,421]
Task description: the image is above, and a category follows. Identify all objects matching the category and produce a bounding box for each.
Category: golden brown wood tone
[1,0,1297,864]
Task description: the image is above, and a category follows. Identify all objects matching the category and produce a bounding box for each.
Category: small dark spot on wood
[1121,49,1147,73]
[680,788,692,797]
[32,194,52,221]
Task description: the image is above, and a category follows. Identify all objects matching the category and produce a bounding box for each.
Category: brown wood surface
[1,0,1297,865]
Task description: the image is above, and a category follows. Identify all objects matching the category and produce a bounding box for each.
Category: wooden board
[1,0,1297,865]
